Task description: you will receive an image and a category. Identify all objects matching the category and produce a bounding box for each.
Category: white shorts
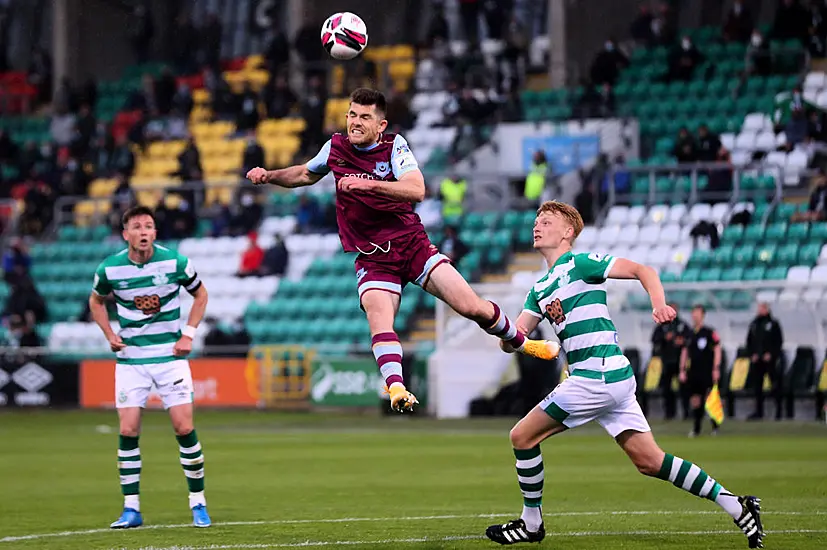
[539,373,651,438]
[115,360,194,409]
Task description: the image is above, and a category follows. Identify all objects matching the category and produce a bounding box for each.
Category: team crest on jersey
[557,271,570,288]
[697,337,707,349]
[373,161,391,177]
[152,273,169,286]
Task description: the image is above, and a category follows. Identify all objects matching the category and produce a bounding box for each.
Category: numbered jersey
[523,251,629,374]
[92,244,202,365]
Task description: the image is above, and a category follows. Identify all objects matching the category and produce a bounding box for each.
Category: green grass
[0,411,825,549]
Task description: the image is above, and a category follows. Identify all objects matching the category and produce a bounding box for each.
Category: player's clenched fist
[107,333,126,352]
[652,304,676,324]
[246,167,269,185]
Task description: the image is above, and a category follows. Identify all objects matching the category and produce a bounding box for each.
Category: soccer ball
[320,12,368,60]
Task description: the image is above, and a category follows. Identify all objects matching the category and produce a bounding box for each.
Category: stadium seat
[786,266,810,284]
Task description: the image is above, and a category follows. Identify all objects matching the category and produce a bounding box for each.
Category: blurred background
[0,0,825,423]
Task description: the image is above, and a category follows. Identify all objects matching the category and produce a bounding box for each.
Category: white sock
[189,491,206,509]
[521,505,542,532]
[124,494,140,512]
[715,492,743,519]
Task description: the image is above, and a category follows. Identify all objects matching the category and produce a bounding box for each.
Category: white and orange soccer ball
[320,12,368,60]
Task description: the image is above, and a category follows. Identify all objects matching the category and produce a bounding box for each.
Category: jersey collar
[551,250,574,269]
[352,137,382,151]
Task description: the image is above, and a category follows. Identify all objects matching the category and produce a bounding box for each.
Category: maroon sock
[478,301,526,349]
[372,332,404,387]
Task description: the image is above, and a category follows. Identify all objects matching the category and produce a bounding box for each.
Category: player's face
[533,213,573,250]
[122,214,156,254]
[347,102,387,146]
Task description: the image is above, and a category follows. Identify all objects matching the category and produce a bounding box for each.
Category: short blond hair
[536,200,584,241]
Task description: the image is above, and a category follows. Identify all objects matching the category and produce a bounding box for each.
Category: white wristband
[182,325,197,339]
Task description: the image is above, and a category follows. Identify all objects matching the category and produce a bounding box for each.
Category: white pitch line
[2,510,823,544]
[113,530,827,550]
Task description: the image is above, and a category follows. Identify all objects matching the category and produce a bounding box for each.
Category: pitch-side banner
[0,351,79,407]
[80,358,258,408]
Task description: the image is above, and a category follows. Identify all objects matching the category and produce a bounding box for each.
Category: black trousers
[751,358,782,418]
[660,360,680,419]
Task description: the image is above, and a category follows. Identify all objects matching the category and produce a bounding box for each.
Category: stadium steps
[507,252,544,275]
[481,273,512,284]
[407,318,436,343]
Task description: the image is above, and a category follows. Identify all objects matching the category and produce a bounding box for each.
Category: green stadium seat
[486,246,507,266]
[764,266,788,280]
[773,203,797,222]
[660,271,679,282]
[721,267,745,281]
[757,175,776,192]
[775,244,798,267]
[699,267,723,282]
[681,267,701,283]
[811,222,827,241]
[729,291,753,310]
[721,224,744,244]
[744,224,764,243]
[799,243,821,265]
[787,223,809,243]
[740,175,757,191]
[462,212,486,232]
[764,222,787,243]
[688,248,713,268]
[501,210,522,233]
[734,245,756,265]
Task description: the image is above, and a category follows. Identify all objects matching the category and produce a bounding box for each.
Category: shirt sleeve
[177,252,202,293]
[92,263,112,296]
[391,134,419,179]
[575,252,617,284]
[306,139,332,175]
[522,289,543,318]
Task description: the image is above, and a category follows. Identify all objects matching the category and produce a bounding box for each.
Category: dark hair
[692,304,706,314]
[122,205,156,227]
[350,88,386,117]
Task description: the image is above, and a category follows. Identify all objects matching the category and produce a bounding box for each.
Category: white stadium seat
[644,204,669,225]
[731,151,751,167]
[735,131,757,151]
[597,225,621,247]
[743,113,772,133]
[720,133,736,151]
[811,265,827,282]
[627,205,646,225]
[756,290,778,304]
[778,290,799,304]
[775,132,787,149]
[626,245,649,264]
[765,151,787,168]
[804,71,827,93]
[786,266,810,284]
[667,204,687,225]
[819,244,827,265]
[754,131,775,151]
[577,226,598,248]
[605,205,629,225]
[802,287,823,303]
[637,223,661,246]
[817,90,827,110]
[646,244,673,267]
[615,224,640,246]
[670,244,693,267]
[688,203,712,224]
[658,223,682,245]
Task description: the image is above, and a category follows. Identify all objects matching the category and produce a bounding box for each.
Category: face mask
[682,40,691,50]
[734,4,742,14]
[605,42,613,51]
[241,195,254,207]
[751,35,762,46]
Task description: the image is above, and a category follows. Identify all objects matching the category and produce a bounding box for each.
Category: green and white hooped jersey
[523,250,629,374]
[92,244,201,365]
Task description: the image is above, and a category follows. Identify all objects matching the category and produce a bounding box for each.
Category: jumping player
[247,88,558,411]
[89,206,211,529]
[485,201,763,548]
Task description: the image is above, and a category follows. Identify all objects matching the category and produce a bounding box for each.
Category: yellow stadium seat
[389,60,416,79]
[247,70,270,90]
[227,139,246,155]
[190,123,211,141]
[205,183,236,206]
[284,118,306,134]
[202,157,222,177]
[391,44,415,59]
[190,105,212,123]
[212,121,235,138]
[136,190,162,208]
[88,178,119,198]
[246,54,265,70]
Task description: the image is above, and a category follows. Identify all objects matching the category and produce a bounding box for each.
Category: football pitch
[0,411,825,550]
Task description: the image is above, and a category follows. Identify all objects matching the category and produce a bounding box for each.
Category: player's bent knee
[509,425,535,450]
[173,422,194,436]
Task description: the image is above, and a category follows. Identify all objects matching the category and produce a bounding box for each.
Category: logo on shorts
[356,267,367,283]
[152,273,169,286]
[118,390,128,403]
[373,161,391,178]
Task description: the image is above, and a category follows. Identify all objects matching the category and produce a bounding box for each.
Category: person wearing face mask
[589,38,628,87]
[723,0,754,43]
[667,36,704,82]
[745,31,772,77]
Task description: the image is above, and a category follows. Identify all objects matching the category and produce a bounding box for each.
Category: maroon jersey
[306,132,423,253]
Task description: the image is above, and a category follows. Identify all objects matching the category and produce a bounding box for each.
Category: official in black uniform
[746,302,784,420]
[680,305,721,437]
[651,303,690,420]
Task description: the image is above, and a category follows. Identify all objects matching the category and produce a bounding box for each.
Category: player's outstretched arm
[89,292,125,352]
[246,164,323,189]
[338,168,426,203]
[607,258,675,324]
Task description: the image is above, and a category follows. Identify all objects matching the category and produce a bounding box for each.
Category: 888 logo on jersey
[134,294,161,315]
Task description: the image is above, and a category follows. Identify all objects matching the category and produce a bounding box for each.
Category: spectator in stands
[109,173,135,227]
[440,173,467,220]
[630,4,654,46]
[199,12,222,69]
[28,47,53,106]
[785,107,809,149]
[54,76,78,113]
[794,169,827,221]
[574,182,596,225]
[771,0,808,44]
[500,87,524,122]
[75,104,97,156]
[806,1,827,57]
[264,27,290,75]
[172,83,194,118]
[3,275,46,333]
[78,76,98,110]
[459,0,481,43]
[524,150,549,208]
[575,81,615,119]
[746,302,784,420]
[807,109,827,143]
[58,156,89,196]
[205,69,236,120]
[673,127,698,163]
[237,232,265,277]
[296,194,321,233]
[696,124,725,162]
[773,85,808,128]
[502,13,529,88]
[129,3,155,64]
[441,225,469,266]
[50,103,77,147]
[235,190,263,235]
[2,238,31,286]
[425,0,450,47]
[155,193,195,240]
[19,178,55,237]
[667,36,704,82]
[261,234,289,276]
[262,74,297,119]
[176,137,202,182]
[155,67,177,116]
[385,87,414,132]
[745,30,772,77]
[112,133,135,178]
[18,141,41,176]
[690,219,719,250]
[299,75,327,157]
[236,83,261,133]
[482,0,509,40]
[241,132,266,178]
[723,0,754,43]
[589,39,628,86]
